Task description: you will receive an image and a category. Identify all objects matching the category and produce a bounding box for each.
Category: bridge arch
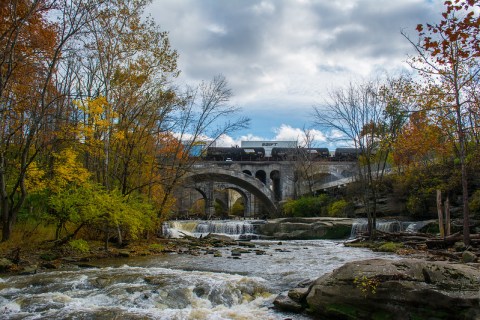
[215,185,250,218]
[181,168,278,215]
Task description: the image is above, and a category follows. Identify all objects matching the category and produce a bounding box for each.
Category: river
[0,221,399,319]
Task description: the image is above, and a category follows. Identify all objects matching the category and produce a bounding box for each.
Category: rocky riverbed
[3,219,480,319]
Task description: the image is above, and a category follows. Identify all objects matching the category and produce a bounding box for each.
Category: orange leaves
[393,113,452,168]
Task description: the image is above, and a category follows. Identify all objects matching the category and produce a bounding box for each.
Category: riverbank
[1,216,476,276]
[0,235,244,275]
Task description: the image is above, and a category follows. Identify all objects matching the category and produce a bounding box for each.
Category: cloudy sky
[149,0,444,148]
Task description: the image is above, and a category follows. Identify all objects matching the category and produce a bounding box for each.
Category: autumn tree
[72,0,178,192]
[65,0,183,231]
[403,0,480,245]
[0,0,99,241]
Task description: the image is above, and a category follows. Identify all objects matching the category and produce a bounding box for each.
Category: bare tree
[293,126,320,197]
[313,78,407,238]
[157,75,250,220]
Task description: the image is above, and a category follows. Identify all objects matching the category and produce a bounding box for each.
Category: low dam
[163,218,435,240]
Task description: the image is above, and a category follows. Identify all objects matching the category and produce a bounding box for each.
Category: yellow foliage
[25,161,46,193]
[112,130,125,141]
[49,148,90,192]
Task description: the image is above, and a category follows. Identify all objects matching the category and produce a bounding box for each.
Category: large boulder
[256,217,353,240]
[305,258,480,320]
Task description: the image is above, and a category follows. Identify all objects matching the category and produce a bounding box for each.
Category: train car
[204,147,241,161]
[270,147,296,161]
[334,147,359,161]
[271,147,331,161]
[240,147,265,161]
[302,148,330,160]
[204,147,265,161]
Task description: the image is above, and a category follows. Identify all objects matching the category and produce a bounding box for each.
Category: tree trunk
[117,224,123,246]
[1,211,13,242]
[444,195,450,236]
[461,162,470,246]
[436,189,445,237]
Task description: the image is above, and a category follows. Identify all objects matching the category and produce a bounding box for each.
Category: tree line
[311,0,480,245]
[0,0,248,246]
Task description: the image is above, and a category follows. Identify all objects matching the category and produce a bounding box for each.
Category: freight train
[202,147,359,161]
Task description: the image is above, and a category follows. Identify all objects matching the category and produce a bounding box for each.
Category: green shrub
[283,195,330,217]
[40,252,59,261]
[68,239,90,253]
[328,199,349,217]
[406,195,425,216]
[469,190,480,216]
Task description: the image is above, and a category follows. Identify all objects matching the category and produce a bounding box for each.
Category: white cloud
[149,0,445,143]
[252,1,275,15]
[206,24,227,35]
[215,124,330,147]
[273,124,327,145]
[216,133,265,147]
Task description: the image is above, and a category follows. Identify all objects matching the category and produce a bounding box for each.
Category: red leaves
[415,0,479,64]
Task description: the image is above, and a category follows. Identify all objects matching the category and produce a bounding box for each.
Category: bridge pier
[202,181,215,219]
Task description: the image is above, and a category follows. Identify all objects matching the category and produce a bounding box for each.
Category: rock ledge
[276,258,480,320]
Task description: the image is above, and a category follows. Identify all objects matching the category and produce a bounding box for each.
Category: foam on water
[164,220,260,240]
[0,265,283,319]
[350,219,432,238]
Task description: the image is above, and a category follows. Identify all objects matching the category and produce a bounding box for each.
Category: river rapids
[0,221,399,319]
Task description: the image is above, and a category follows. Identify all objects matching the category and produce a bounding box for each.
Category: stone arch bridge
[175,161,357,218]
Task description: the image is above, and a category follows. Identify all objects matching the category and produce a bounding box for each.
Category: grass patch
[376,242,404,253]
[345,241,404,253]
[148,243,165,253]
[68,239,90,253]
[0,222,55,251]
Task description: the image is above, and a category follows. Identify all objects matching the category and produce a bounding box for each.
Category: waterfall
[163,220,260,240]
[350,219,431,238]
